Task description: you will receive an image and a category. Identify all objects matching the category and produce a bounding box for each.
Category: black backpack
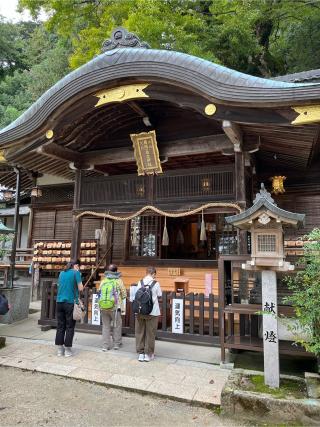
[132,280,156,315]
[0,294,9,315]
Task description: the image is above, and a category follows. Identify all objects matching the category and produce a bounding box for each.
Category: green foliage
[0,233,13,259]
[284,228,320,356]
[18,0,320,76]
[0,23,71,129]
[0,19,37,78]
[1,0,320,129]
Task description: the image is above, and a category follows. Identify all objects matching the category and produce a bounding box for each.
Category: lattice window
[129,216,160,258]
[257,234,276,252]
[81,176,146,206]
[156,170,234,200]
[34,186,74,204]
[217,214,238,255]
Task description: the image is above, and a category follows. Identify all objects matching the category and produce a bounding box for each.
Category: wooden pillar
[147,175,154,203]
[27,206,34,249]
[235,151,246,207]
[71,169,82,261]
[9,167,21,288]
[235,152,247,254]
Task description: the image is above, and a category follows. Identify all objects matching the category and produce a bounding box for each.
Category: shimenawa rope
[75,202,241,221]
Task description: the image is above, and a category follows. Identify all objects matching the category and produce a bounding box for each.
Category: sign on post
[172,298,184,334]
[262,270,280,388]
[204,273,212,297]
[91,293,101,325]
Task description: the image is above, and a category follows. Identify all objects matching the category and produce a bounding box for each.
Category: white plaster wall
[20,215,29,248]
[37,174,73,185]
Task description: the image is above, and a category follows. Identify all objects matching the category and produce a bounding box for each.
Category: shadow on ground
[233,350,318,376]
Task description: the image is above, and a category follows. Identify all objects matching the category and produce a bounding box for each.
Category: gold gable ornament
[270,176,286,195]
[94,83,149,107]
[291,105,320,125]
[130,130,163,176]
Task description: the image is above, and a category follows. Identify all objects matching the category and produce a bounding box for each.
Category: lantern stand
[225,183,305,388]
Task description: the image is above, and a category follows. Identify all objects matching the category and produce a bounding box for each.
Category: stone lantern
[226,183,305,271]
[225,183,305,388]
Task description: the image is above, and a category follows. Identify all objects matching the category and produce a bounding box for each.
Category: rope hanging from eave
[75,202,242,221]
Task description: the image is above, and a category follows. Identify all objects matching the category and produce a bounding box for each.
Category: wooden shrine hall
[0,27,320,350]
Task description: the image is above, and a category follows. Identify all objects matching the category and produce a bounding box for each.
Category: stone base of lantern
[0,286,31,324]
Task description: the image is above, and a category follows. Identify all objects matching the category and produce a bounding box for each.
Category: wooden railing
[218,255,314,361]
[80,166,235,208]
[39,282,219,345]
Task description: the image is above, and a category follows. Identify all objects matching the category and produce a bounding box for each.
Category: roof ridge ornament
[253,183,276,205]
[101,27,150,52]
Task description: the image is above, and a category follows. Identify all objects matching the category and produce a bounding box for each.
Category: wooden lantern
[270,175,286,195]
[31,186,42,198]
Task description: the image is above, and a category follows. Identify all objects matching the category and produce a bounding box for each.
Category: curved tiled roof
[1,47,320,145]
[274,69,320,83]
[225,185,305,227]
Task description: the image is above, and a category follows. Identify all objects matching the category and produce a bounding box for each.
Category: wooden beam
[128,101,147,117]
[35,134,233,167]
[83,134,232,165]
[222,120,243,152]
[36,143,78,163]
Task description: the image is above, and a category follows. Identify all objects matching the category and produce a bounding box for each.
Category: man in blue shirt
[55,260,83,357]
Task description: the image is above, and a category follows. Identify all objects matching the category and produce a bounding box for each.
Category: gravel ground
[0,367,240,427]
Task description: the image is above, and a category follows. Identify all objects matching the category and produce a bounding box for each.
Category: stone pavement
[0,305,231,407]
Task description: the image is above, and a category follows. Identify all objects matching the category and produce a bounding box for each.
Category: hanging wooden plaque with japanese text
[130,130,163,176]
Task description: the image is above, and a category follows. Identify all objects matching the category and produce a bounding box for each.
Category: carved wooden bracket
[222,120,243,152]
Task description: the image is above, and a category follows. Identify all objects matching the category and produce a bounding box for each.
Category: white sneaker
[144,354,150,362]
[138,353,145,362]
[57,345,64,357]
[65,347,73,357]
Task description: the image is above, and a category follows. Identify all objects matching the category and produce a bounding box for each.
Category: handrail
[83,244,113,288]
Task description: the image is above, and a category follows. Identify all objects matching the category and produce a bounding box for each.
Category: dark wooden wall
[31,208,73,242]
[80,217,102,240]
[276,190,320,237]
[111,221,127,264]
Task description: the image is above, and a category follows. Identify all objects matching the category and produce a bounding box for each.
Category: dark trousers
[55,302,76,347]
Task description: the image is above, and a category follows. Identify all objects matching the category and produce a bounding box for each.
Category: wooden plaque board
[130,130,163,176]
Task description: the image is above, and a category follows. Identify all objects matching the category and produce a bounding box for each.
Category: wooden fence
[39,281,220,345]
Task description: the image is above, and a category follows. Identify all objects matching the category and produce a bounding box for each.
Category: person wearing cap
[55,260,83,357]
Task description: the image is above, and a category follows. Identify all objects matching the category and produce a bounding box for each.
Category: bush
[285,228,320,357]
